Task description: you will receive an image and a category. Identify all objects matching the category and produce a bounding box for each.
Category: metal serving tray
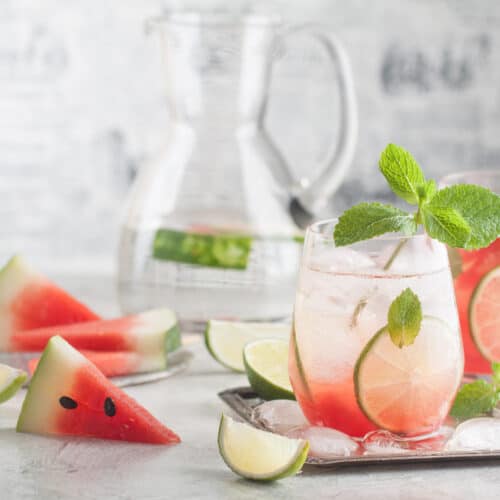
[219,386,500,467]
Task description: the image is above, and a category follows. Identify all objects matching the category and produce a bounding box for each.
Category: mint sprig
[334,144,500,250]
[387,288,422,348]
[451,363,500,420]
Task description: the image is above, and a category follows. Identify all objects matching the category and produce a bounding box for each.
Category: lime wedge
[243,338,294,400]
[0,363,27,404]
[205,320,290,372]
[354,316,462,435]
[469,265,500,363]
[218,414,308,481]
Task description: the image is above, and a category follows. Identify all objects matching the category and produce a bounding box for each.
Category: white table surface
[1,275,500,500]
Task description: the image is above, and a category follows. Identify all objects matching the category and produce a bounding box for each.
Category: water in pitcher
[118,210,302,330]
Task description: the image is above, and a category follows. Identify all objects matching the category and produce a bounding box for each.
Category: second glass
[440,170,500,375]
[289,219,463,437]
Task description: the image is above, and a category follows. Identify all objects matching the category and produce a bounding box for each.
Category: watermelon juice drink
[440,171,500,374]
[289,220,463,437]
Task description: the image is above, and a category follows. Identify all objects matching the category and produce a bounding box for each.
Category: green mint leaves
[423,184,500,249]
[387,288,422,348]
[334,144,500,250]
[421,205,471,248]
[450,380,498,420]
[333,203,416,246]
[379,144,426,204]
[451,363,500,420]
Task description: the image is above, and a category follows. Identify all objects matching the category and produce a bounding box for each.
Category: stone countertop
[1,276,500,499]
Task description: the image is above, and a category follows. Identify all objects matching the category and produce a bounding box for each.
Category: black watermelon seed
[104,397,116,417]
[59,396,78,410]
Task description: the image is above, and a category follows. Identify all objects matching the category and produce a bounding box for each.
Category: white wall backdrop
[1,0,499,273]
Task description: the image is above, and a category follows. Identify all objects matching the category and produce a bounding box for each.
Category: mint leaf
[450,379,499,420]
[387,288,422,348]
[492,362,500,387]
[423,180,437,202]
[379,144,426,205]
[421,205,472,248]
[426,185,500,249]
[333,202,417,246]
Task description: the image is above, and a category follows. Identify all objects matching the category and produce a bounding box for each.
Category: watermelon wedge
[9,308,180,354]
[17,336,180,444]
[0,255,99,349]
[28,349,168,378]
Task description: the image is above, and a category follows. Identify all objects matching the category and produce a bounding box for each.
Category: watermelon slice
[0,255,99,349]
[28,349,168,378]
[9,308,180,354]
[17,336,180,444]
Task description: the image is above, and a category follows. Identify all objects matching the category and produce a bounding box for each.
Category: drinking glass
[289,219,463,437]
[440,171,500,374]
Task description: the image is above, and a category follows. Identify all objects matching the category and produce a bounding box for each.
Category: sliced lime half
[354,316,462,435]
[218,414,308,481]
[243,338,294,400]
[205,320,290,372]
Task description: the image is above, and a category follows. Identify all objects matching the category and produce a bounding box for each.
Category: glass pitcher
[118,12,357,330]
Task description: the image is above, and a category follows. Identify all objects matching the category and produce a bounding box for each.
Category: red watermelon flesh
[0,256,99,349]
[9,308,179,354]
[17,336,180,444]
[28,349,167,378]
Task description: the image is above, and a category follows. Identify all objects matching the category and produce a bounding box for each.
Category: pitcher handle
[276,25,358,216]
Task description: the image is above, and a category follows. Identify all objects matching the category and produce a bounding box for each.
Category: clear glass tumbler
[440,171,500,375]
[289,219,463,437]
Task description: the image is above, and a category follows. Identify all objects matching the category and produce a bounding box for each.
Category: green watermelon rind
[164,322,181,355]
[0,255,37,307]
[16,336,61,432]
[156,313,181,371]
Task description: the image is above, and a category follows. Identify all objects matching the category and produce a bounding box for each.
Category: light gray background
[1,0,499,273]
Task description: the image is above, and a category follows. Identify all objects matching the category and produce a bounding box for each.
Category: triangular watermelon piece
[17,336,180,444]
[10,309,180,354]
[28,349,167,378]
[0,256,99,349]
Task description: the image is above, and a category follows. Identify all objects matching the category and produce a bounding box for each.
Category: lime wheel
[354,317,462,435]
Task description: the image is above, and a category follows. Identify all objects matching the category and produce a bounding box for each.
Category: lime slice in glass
[469,265,500,363]
[218,414,308,481]
[354,316,462,435]
[243,338,294,400]
[0,363,27,404]
[205,321,290,372]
